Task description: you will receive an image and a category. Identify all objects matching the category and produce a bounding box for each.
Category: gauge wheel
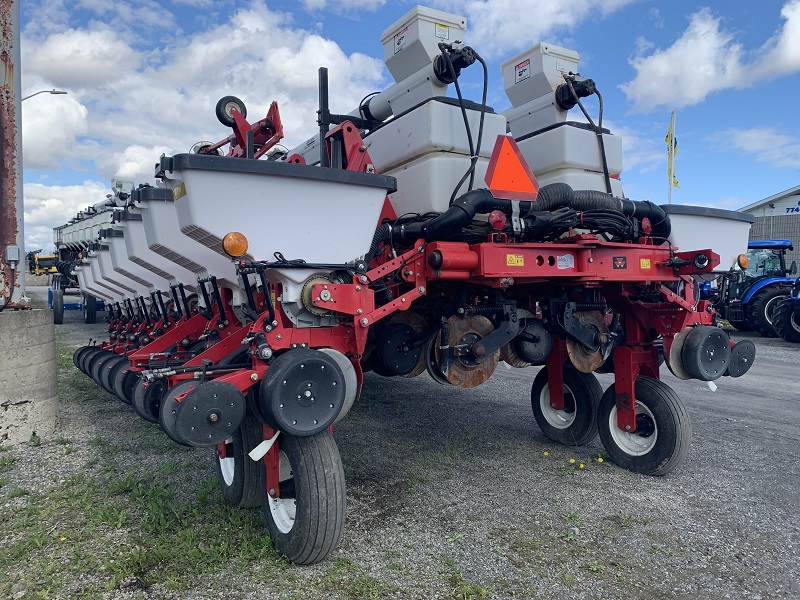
[597,376,692,476]
[530,364,602,445]
[262,429,346,565]
[214,415,265,508]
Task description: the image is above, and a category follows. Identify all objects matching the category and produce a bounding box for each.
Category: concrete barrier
[0,309,58,445]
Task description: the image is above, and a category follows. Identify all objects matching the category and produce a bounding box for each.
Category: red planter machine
[67,7,756,565]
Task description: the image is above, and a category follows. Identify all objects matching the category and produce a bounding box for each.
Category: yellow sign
[640,258,651,269]
[507,254,524,267]
[172,182,186,201]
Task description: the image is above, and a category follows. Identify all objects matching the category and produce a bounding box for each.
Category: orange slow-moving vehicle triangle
[484,135,539,201]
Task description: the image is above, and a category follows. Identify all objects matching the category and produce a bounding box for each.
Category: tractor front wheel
[773,298,800,343]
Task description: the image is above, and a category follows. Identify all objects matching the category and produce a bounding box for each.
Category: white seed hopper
[99,227,171,293]
[133,185,239,290]
[114,209,198,293]
[92,246,153,298]
[86,253,134,299]
[158,154,396,265]
[73,263,120,303]
[660,205,755,278]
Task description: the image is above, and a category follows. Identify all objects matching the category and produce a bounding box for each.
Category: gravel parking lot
[2,289,799,599]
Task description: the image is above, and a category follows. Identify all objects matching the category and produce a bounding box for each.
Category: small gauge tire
[530,365,602,446]
[216,95,247,127]
[597,376,692,476]
[214,415,265,508]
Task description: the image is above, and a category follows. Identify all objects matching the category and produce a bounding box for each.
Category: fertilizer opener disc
[436,315,499,388]
[566,311,607,373]
[389,311,429,378]
[174,380,247,447]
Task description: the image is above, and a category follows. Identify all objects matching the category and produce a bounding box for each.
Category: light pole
[21,89,67,101]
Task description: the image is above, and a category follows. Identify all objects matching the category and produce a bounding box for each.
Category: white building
[739,185,800,268]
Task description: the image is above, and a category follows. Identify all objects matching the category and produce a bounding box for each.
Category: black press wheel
[215,414,265,508]
[89,351,115,385]
[84,294,97,324]
[262,430,346,565]
[73,346,94,371]
[597,376,692,476]
[215,95,247,127]
[78,346,104,375]
[772,298,800,343]
[747,286,789,338]
[99,355,127,395]
[114,367,138,405]
[133,379,165,424]
[530,364,602,445]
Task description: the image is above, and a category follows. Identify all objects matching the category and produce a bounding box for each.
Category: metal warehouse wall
[749,214,800,271]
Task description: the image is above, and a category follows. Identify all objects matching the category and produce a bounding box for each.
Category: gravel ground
[2,287,799,599]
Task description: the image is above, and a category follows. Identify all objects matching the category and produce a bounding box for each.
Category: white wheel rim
[539,384,577,430]
[218,438,235,486]
[268,450,295,534]
[608,401,658,456]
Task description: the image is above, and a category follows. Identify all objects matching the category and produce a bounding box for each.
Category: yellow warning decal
[172,182,186,201]
[507,254,524,267]
[640,258,651,269]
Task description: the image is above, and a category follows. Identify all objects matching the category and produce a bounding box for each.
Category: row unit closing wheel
[262,429,346,565]
[597,376,692,476]
[772,298,800,343]
[215,414,264,508]
[530,365,602,445]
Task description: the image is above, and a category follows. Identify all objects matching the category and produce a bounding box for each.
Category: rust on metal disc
[499,309,534,368]
[436,315,498,388]
[566,310,607,373]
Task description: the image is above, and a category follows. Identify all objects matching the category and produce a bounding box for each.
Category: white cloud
[622,1,800,112]
[24,28,142,88]
[718,127,800,169]
[300,0,386,11]
[21,96,90,170]
[434,0,636,57]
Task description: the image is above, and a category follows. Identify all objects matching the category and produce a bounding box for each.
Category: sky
[18,0,800,251]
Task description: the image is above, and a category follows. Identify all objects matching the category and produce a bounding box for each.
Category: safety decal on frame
[515,59,531,84]
[507,254,524,267]
[394,27,408,54]
[613,256,627,269]
[557,254,574,269]
[640,258,651,269]
[435,23,449,40]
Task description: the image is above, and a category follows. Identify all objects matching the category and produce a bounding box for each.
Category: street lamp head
[21,89,69,101]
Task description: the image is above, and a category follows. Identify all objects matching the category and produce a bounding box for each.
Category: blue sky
[19,0,800,250]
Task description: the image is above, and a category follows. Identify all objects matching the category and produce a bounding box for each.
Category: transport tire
[597,376,692,476]
[215,414,265,508]
[530,365,602,446]
[53,287,64,325]
[215,95,247,127]
[747,286,789,338]
[262,430,346,565]
[84,294,97,324]
[772,298,800,343]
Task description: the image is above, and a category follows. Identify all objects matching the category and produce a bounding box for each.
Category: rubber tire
[87,350,113,384]
[262,430,346,565]
[114,366,137,405]
[73,346,94,370]
[84,294,97,324]
[214,415,265,508]
[78,347,104,375]
[99,355,126,395]
[747,286,789,338]
[772,298,800,343]
[530,365,602,446]
[215,95,247,128]
[53,287,64,325]
[597,376,692,476]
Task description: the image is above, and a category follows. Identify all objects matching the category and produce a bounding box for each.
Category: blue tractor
[773,277,800,342]
[709,239,797,337]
